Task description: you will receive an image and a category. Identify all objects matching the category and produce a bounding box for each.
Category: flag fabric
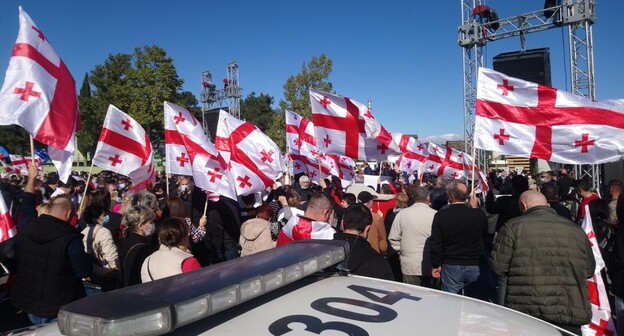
[276,215,336,247]
[475,67,624,164]
[0,191,16,243]
[214,110,284,196]
[164,102,236,200]
[423,142,467,180]
[461,151,489,193]
[92,105,154,193]
[0,7,80,182]
[310,89,398,161]
[34,148,50,163]
[580,205,617,336]
[0,146,9,159]
[9,154,42,175]
[285,110,354,183]
[393,133,428,174]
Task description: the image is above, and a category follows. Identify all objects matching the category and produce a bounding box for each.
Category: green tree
[240,92,275,133]
[79,45,196,156]
[268,54,334,152]
[0,125,30,155]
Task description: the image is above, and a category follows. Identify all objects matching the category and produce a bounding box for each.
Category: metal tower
[200,62,243,131]
[459,0,598,188]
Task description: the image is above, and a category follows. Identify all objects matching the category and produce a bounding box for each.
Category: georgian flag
[215,111,284,196]
[580,205,617,336]
[424,142,466,180]
[164,102,236,200]
[9,154,42,175]
[392,133,428,174]
[0,191,16,243]
[310,89,399,161]
[285,110,354,183]
[92,105,154,193]
[461,151,489,193]
[475,67,624,164]
[0,7,80,183]
[276,215,336,247]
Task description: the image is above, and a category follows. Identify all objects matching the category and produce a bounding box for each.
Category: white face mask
[144,222,156,236]
[180,184,188,192]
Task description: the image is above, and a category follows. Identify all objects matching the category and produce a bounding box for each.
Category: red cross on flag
[164,102,236,200]
[215,111,284,196]
[0,7,80,183]
[461,151,489,193]
[423,142,467,180]
[581,205,617,336]
[392,133,428,174]
[92,105,154,193]
[310,89,399,161]
[475,67,624,164]
[285,110,355,183]
[0,190,16,243]
[9,154,43,175]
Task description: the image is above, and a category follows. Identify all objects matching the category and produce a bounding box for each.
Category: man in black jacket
[333,204,393,280]
[11,194,92,324]
[430,181,488,297]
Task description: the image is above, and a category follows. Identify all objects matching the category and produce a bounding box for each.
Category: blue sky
[0,1,622,141]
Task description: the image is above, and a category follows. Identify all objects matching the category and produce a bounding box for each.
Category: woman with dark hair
[80,204,119,293]
[84,189,123,243]
[167,196,207,243]
[140,217,201,282]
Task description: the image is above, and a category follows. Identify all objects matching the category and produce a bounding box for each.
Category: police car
[7,240,571,335]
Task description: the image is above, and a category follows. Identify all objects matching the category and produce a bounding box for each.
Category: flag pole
[203,194,209,216]
[470,139,477,195]
[317,151,323,181]
[29,136,35,166]
[79,162,94,213]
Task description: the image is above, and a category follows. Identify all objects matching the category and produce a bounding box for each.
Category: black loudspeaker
[493,48,551,86]
[202,107,226,142]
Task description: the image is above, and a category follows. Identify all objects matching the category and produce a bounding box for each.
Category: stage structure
[459,0,598,188]
[200,62,242,139]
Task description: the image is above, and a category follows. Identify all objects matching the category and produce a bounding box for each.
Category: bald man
[491,190,595,335]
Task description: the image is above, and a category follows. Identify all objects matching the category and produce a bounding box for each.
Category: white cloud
[419,133,464,144]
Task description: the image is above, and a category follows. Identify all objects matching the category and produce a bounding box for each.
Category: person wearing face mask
[80,205,120,293]
[11,194,92,325]
[117,205,157,287]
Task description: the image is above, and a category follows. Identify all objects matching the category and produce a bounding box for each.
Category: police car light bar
[57,240,348,336]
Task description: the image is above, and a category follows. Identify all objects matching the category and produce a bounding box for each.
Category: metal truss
[200,62,243,133]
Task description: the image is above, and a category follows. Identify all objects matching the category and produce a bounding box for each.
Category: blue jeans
[28,313,56,325]
[441,264,480,295]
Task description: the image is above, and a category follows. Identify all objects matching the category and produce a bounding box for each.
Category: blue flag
[0,146,8,159]
[34,148,50,163]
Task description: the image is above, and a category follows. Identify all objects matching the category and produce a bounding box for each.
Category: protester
[141,217,201,282]
[276,192,335,246]
[80,204,120,293]
[117,205,156,287]
[358,191,387,255]
[240,203,276,256]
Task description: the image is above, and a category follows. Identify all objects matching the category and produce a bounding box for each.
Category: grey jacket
[491,206,595,326]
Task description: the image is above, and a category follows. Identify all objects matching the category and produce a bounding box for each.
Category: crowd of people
[0,161,622,335]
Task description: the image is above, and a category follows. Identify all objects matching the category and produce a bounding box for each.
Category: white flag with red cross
[423,142,467,180]
[164,102,236,201]
[475,67,624,164]
[92,105,154,193]
[8,154,42,175]
[215,111,284,196]
[0,7,80,183]
[310,89,399,161]
[581,205,617,336]
[461,151,489,193]
[0,190,16,243]
[285,110,354,183]
[392,133,428,174]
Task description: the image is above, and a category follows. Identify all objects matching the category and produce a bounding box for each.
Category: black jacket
[118,232,155,287]
[11,214,91,316]
[333,232,393,281]
[430,204,488,268]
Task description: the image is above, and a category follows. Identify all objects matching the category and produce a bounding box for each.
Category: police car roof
[12,240,571,336]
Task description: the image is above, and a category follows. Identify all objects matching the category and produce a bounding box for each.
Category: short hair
[609,179,623,193]
[446,181,468,202]
[299,175,310,183]
[83,205,104,225]
[342,204,372,232]
[122,205,156,238]
[132,191,159,211]
[158,217,188,248]
[49,194,73,213]
[413,186,429,203]
[395,192,409,208]
[342,193,356,206]
[256,203,273,220]
[541,184,558,201]
[307,192,332,212]
[577,179,592,192]
[511,175,529,195]
[167,196,186,218]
